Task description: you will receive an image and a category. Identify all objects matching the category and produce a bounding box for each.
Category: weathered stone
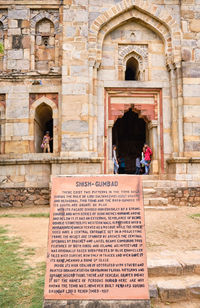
[182,49,191,61]
[13,201,22,207]
[34,199,49,205]
[12,35,23,49]
[0,202,12,208]
[190,19,200,32]
[62,83,87,95]
[43,300,151,308]
[38,21,51,33]
[8,19,18,28]
[7,49,23,60]
[8,9,29,20]
[62,120,88,133]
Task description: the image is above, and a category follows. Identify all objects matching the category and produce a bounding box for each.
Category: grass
[0,213,49,218]
[190,213,200,220]
[0,226,45,307]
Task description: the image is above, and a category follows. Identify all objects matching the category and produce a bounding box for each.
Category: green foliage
[0,213,49,218]
[0,227,32,307]
[30,263,46,308]
[0,42,4,54]
[0,226,45,308]
[190,213,200,220]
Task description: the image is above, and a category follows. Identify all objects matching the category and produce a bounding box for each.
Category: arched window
[35,18,55,71]
[125,57,139,81]
[34,103,53,153]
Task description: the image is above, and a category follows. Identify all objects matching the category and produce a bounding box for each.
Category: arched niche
[125,57,139,81]
[35,18,55,72]
[30,11,60,72]
[29,96,59,154]
[34,103,53,153]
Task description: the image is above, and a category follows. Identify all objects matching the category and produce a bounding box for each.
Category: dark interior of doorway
[35,103,53,153]
[112,109,146,174]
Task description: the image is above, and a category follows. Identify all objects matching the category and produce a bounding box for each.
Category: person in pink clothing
[140,143,152,175]
[42,131,53,153]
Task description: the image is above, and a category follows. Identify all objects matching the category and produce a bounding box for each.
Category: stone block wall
[0,187,50,207]
[1,185,200,208]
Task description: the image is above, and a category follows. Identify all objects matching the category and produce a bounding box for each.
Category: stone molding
[30,11,59,34]
[118,44,148,81]
[89,0,181,66]
[118,44,148,65]
[0,14,7,30]
[0,156,104,165]
[167,157,200,164]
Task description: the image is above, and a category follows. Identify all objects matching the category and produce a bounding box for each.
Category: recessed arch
[31,11,59,34]
[35,18,55,71]
[30,96,58,153]
[35,103,53,153]
[89,0,181,66]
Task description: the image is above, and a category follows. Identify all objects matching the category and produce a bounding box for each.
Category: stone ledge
[43,300,150,308]
[167,157,200,164]
[0,156,104,166]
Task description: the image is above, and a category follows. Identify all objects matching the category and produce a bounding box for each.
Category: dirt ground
[0,205,199,266]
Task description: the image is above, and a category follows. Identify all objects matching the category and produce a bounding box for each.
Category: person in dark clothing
[119,157,125,174]
[135,156,141,174]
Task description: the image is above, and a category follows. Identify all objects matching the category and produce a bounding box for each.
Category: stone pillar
[61,0,90,156]
[148,120,158,174]
[167,63,179,157]
[175,61,184,157]
[108,121,114,174]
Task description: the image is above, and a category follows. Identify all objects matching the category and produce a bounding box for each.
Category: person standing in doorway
[42,131,52,153]
[135,155,141,174]
[140,143,152,175]
[112,145,119,174]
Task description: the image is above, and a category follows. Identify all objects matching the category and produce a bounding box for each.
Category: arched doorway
[112,109,147,174]
[34,103,53,153]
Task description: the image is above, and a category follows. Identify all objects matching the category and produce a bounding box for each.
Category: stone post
[175,61,184,157]
[167,63,179,157]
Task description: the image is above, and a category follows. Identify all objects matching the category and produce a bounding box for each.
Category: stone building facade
[0,0,200,205]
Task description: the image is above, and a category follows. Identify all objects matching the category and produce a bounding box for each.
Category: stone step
[143,188,157,195]
[148,258,200,277]
[145,205,179,211]
[149,274,200,303]
[151,301,200,308]
[144,197,168,206]
[142,180,187,189]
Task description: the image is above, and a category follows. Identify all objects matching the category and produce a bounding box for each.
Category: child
[42,131,53,153]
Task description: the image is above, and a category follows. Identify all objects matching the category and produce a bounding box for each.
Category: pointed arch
[30,96,57,118]
[31,11,59,34]
[89,0,181,65]
[29,96,59,153]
